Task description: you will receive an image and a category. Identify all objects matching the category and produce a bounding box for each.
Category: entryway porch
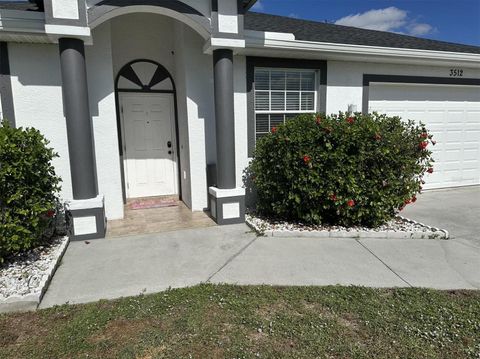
[106,196,216,238]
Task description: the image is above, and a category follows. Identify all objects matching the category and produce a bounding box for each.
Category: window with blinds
[254,68,317,140]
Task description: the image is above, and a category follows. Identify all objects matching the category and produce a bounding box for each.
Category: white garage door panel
[369,84,480,189]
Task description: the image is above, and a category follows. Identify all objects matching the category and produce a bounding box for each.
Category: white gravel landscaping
[0,236,69,312]
[246,214,449,240]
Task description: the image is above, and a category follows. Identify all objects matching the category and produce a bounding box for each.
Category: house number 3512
[450,69,464,77]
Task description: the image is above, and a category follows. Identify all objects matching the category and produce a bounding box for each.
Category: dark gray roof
[241,0,257,10]
[0,1,41,11]
[245,12,480,54]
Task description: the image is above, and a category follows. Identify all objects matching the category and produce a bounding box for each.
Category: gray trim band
[246,57,328,157]
[362,74,480,114]
[59,38,98,200]
[211,0,219,34]
[68,206,106,241]
[211,0,244,38]
[213,49,236,190]
[209,193,246,225]
[0,42,15,126]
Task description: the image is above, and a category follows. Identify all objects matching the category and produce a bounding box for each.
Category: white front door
[120,93,178,198]
[369,83,480,189]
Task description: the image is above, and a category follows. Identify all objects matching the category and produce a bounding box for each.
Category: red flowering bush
[248,113,434,227]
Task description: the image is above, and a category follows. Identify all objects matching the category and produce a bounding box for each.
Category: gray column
[0,42,15,126]
[213,49,236,189]
[59,38,97,200]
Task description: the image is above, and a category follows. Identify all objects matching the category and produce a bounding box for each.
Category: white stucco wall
[172,22,192,208]
[86,22,124,220]
[327,61,480,114]
[234,55,249,188]
[8,43,73,202]
[174,23,215,211]
[110,13,176,78]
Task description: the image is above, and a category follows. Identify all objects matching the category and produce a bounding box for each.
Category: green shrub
[0,120,61,262]
[248,113,434,227]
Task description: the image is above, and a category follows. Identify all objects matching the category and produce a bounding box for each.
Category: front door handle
[167,141,172,148]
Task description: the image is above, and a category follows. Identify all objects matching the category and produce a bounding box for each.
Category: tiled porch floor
[106,198,216,238]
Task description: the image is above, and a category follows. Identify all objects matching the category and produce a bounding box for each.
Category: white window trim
[254,68,319,140]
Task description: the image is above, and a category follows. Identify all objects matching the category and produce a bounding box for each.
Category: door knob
[167,141,172,148]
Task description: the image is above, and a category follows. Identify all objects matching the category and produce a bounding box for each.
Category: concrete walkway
[41,187,480,308]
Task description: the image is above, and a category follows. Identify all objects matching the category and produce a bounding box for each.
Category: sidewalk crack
[206,234,259,283]
[356,240,413,287]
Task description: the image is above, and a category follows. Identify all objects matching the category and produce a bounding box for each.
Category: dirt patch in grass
[337,312,361,332]
[89,318,154,345]
[0,311,50,346]
[255,300,289,319]
[447,290,479,299]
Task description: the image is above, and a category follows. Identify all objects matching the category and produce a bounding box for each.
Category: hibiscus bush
[0,120,62,263]
[248,112,435,227]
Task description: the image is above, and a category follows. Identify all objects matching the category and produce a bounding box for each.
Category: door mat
[128,198,179,210]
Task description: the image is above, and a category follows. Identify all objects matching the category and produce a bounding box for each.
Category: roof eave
[244,32,480,67]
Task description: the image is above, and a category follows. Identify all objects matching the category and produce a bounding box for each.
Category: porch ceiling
[87,0,211,39]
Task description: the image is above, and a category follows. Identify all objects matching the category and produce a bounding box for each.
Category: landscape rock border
[0,236,70,313]
[246,214,449,240]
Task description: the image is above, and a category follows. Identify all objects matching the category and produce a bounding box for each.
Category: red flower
[315,115,323,124]
[412,196,417,203]
[46,210,55,218]
[404,199,412,205]
[418,141,428,150]
[427,167,434,174]
[303,155,311,164]
[347,117,355,124]
[399,205,405,211]
[420,133,428,139]
[330,194,337,201]
[271,127,277,134]
[374,133,382,141]
[347,199,355,207]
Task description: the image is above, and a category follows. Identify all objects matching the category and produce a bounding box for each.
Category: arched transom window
[116,60,174,92]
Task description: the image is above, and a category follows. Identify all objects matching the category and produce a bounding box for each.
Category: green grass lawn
[1,285,479,359]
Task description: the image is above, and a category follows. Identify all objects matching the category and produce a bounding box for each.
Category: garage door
[369,83,480,189]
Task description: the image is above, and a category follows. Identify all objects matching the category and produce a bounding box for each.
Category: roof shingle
[245,12,480,55]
